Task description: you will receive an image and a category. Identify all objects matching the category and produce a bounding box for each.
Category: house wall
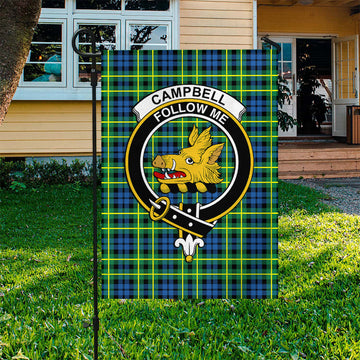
[180,0,254,49]
[0,101,101,157]
[258,5,359,36]
[1,0,255,157]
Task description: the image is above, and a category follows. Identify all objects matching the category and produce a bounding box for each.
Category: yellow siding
[180,0,254,49]
[258,5,358,36]
[1,101,101,157]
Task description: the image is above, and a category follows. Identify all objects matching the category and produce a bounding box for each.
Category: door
[260,37,297,137]
[332,35,359,136]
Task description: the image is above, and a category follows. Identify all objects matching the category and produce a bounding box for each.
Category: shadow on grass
[0,185,98,251]
[279,241,360,297]
[279,180,340,216]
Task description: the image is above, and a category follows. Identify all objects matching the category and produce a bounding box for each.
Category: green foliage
[277,76,297,132]
[297,62,329,133]
[0,159,25,189]
[0,183,359,359]
[0,158,101,189]
[9,180,27,192]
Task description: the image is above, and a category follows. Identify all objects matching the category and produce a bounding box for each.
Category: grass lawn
[0,182,359,359]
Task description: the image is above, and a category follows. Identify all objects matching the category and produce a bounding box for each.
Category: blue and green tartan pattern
[101,50,278,299]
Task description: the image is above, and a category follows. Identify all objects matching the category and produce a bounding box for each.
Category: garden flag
[101,50,278,299]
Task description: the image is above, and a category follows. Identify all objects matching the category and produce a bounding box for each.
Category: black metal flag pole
[72,29,101,360]
[261,36,281,54]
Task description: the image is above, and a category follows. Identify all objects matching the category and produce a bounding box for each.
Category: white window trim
[14,0,179,101]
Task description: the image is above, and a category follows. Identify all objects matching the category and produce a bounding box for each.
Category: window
[75,23,118,86]
[21,21,66,87]
[41,0,65,8]
[76,0,122,10]
[262,41,292,80]
[125,0,169,11]
[129,24,169,50]
[16,0,179,100]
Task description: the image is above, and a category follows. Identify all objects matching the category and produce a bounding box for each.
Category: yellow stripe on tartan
[181,50,184,85]
[240,50,243,298]
[242,120,279,123]
[195,52,199,204]
[181,49,184,299]
[152,212,155,299]
[240,201,243,299]
[105,135,228,138]
[102,166,125,169]
[137,51,140,299]
[249,135,278,138]
[102,181,272,185]
[225,49,228,298]
[104,273,279,276]
[101,212,278,215]
[196,49,199,298]
[106,120,216,124]
[102,258,278,261]
[152,50,154,92]
[107,121,137,124]
[152,50,155,299]
[181,51,185,151]
[102,227,278,230]
[106,165,245,169]
[270,49,273,299]
[103,182,127,184]
[102,74,279,78]
[102,257,278,262]
[255,166,277,169]
[102,136,129,138]
[101,89,278,93]
[107,50,110,299]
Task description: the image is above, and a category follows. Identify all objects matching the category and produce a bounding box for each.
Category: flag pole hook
[260,36,281,54]
[72,29,101,360]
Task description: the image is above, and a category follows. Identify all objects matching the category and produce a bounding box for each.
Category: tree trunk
[0,0,41,123]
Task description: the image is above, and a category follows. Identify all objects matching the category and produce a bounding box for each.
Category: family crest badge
[125,85,253,263]
[102,50,278,299]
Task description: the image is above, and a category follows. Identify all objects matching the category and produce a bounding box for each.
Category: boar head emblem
[152,126,224,193]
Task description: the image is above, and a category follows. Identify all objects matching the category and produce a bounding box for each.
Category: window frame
[14,0,179,101]
[19,18,67,88]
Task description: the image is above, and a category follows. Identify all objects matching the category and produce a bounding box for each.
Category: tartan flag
[101,50,278,299]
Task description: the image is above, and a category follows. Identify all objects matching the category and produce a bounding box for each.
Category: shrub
[0,158,25,188]
[0,158,101,189]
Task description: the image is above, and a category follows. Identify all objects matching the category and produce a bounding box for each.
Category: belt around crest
[149,198,215,238]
